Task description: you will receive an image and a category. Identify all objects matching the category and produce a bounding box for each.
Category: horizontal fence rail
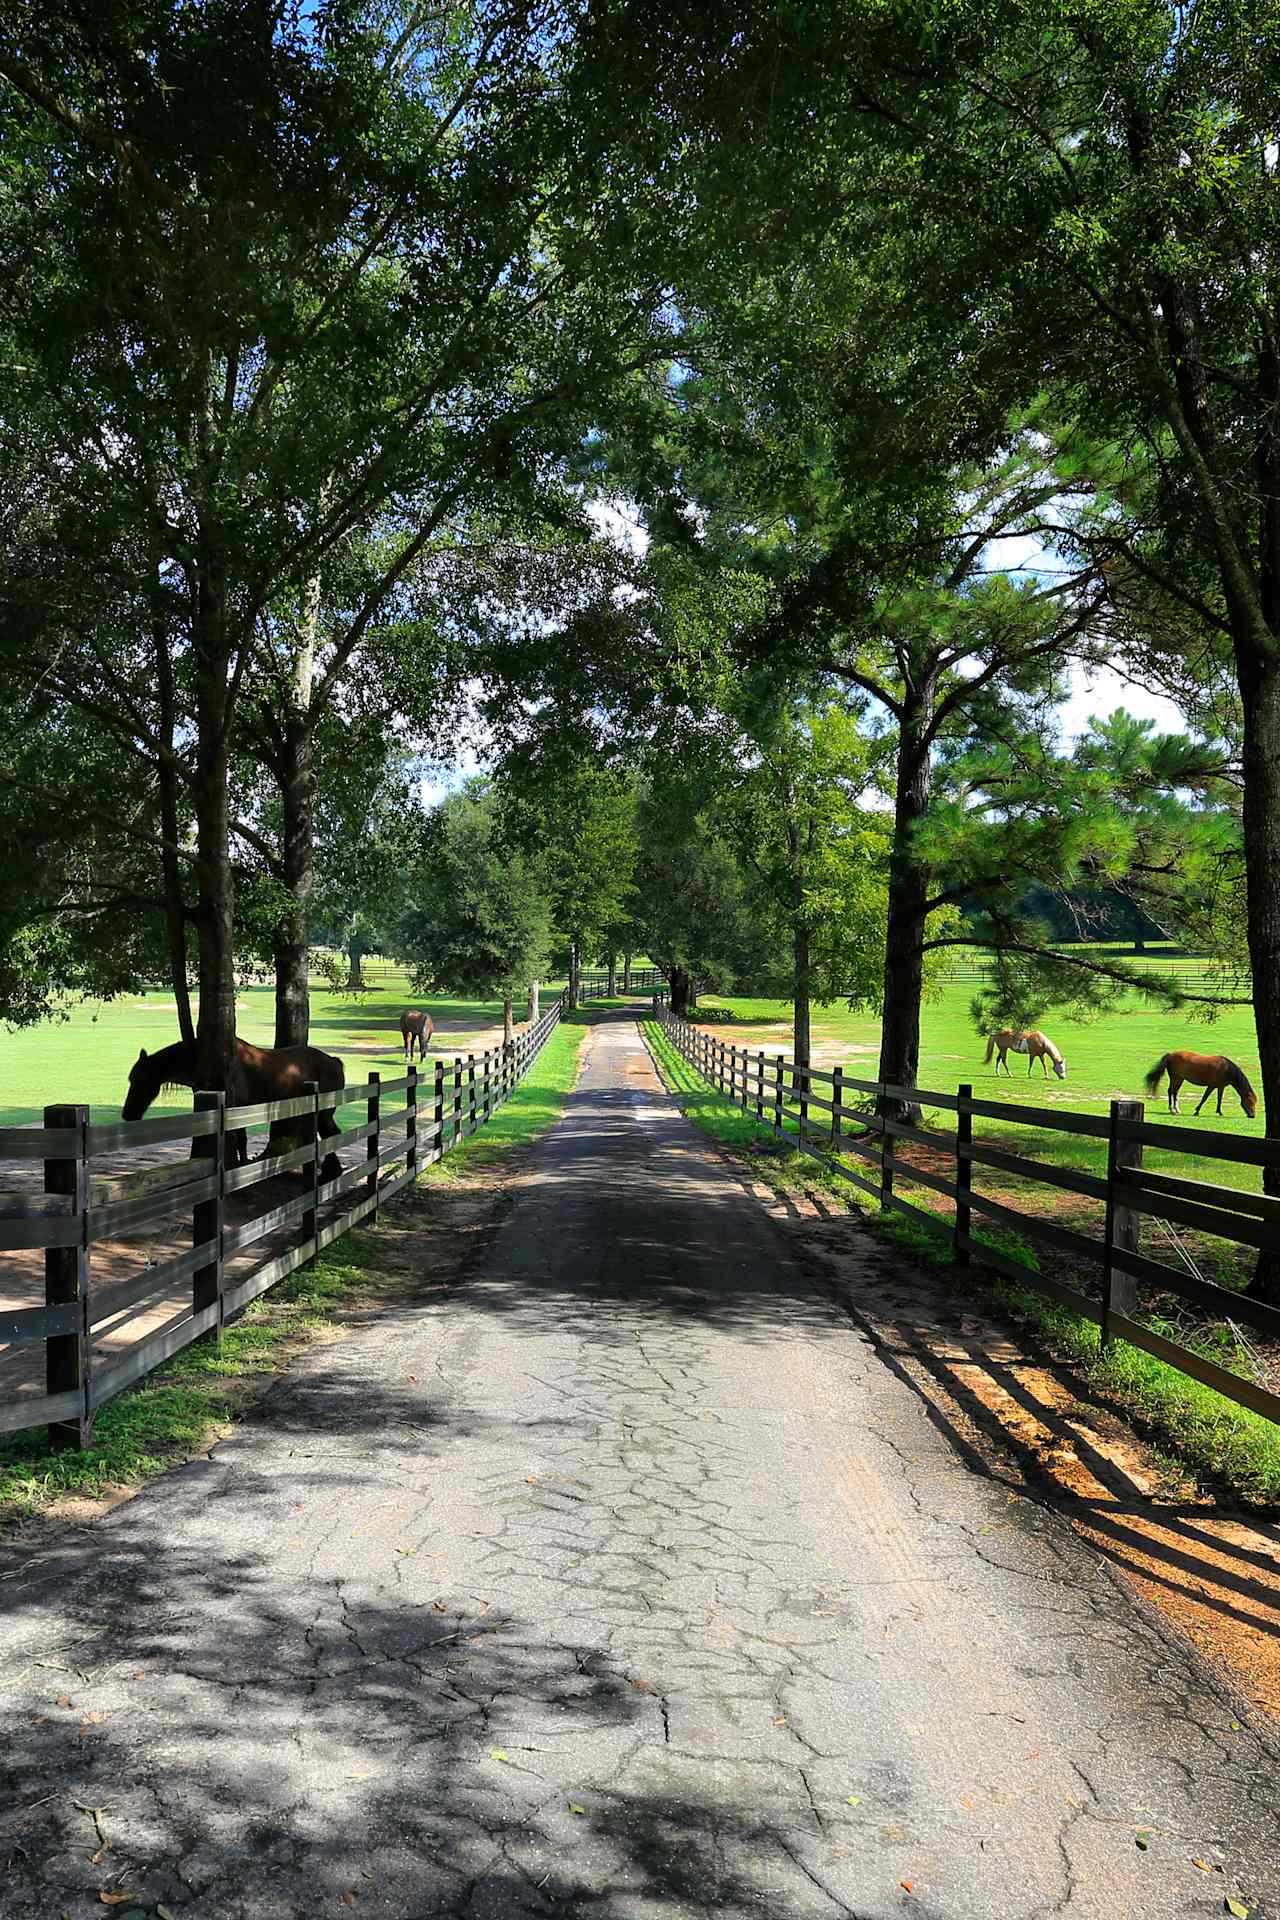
[652,1006,1280,1432]
[0,995,566,1448]
[580,967,661,1001]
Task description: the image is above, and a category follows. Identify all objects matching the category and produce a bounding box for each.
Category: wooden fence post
[1103,1098,1144,1343]
[366,1070,381,1215]
[193,1090,225,1338]
[453,1055,463,1151]
[729,1044,738,1105]
[955,1084,972,1267]
[44,1103,90,1451]
[406,1061,419,1180]
[467,1054,477,1134]
[830,1066,843,1148]
[300,1080,319,1270]
[879,1085,894,1206]
[756,1050,765,1124]
[798,1063,809,1146]
[433,1059,444,1168]
[774,1054,784,1134]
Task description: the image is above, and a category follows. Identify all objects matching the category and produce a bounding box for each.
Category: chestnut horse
[1144,1051,1258,1118]
[123,1038,346,1179]
[399,1009,435,1061]
[983,1028,1067,1080]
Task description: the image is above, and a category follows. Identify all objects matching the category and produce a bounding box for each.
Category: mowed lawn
[0,969,563,1129]
[689,976,1268,1193]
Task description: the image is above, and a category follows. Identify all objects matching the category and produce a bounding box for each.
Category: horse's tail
[1144,1055,1169,1094]
[983,1034,996,1063]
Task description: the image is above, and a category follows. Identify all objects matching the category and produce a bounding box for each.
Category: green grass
[421,1008,594,1176]
[0,967,565,1128]
[684,978,1268,1191]
[0,1013,590,1524]
[647,1016,1280,1504]
[643,1018,871,1209]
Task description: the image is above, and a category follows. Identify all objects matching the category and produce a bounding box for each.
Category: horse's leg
[1193,1084,1212,1115]
[318,1108,343,1186]
[1169,1076,1180,1112]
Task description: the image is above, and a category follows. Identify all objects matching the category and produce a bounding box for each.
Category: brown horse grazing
[983,1028,1067,1080]
[123,1039,346,1180]
[1144,1051,1258,1118]
[399,1009,435,1061]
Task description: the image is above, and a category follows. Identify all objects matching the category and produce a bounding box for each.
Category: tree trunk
[189,710,239,1098]
[793,923,811,1072]
[528,978,540,1023]
[623,950,632,991]
[191,650,240,1097]
[877,698,933,1124]
[157,757,195,1048]
[607,950,617,995]
[346,927,365,990]
[670,966,691,1017]
[503,994,514,1050]
[1238,652,1280,1303]
[152,601,195,1049]
[568,938,580,1009]
[272,720,314,1048]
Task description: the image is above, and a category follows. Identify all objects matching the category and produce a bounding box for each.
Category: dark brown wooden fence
[652,1005,1280,1431]
[1,994,565,1448]
[580,968,660,1001]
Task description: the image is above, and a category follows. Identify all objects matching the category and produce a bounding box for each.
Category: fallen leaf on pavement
[900,1882,914,1895]
[569,1804,586,1816]
[56,1695,73,1708]
[1226,1901,1250,1919]
[1135,1833,1150,1850]
[490,1749,509,1762]
[846,1796,861,1807]
[98,1893,137,1907]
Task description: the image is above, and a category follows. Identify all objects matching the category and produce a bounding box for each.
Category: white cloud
[1057,660,1190,745]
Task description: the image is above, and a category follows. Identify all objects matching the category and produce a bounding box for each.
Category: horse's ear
[139,1048,148,1061]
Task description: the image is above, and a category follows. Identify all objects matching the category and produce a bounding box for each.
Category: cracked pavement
[3,1011,1279,1918]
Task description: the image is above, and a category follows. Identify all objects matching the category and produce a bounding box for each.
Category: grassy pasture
[0,967,561,1129]
[689,972,1265,1192]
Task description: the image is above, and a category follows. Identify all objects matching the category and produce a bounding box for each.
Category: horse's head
[1241,1079,1259,1119]
[122,1047,156,1121]
[1053,1057,1067,1080]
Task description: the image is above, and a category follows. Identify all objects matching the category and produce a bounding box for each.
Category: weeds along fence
[580,968,661,1001]
[652,1002,1280,1431]
[0,994,566,1450]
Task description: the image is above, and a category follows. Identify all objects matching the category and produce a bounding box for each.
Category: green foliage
[399,784,551,1005]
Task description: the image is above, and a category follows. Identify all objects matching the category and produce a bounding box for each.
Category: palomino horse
[1144,1051,1258,1118]
[123,1038,346,1180]
[399,1009,435,1061]
[983,1029,1067,1080]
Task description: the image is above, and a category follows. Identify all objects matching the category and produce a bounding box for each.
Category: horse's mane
[1037,1031,1063,1063]
[1226,1059,1256,1100]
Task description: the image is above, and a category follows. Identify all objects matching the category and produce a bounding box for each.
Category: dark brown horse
[123,1038,346,1179]
[399,1009,435,1061]
[1144,1051,1258,1119]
